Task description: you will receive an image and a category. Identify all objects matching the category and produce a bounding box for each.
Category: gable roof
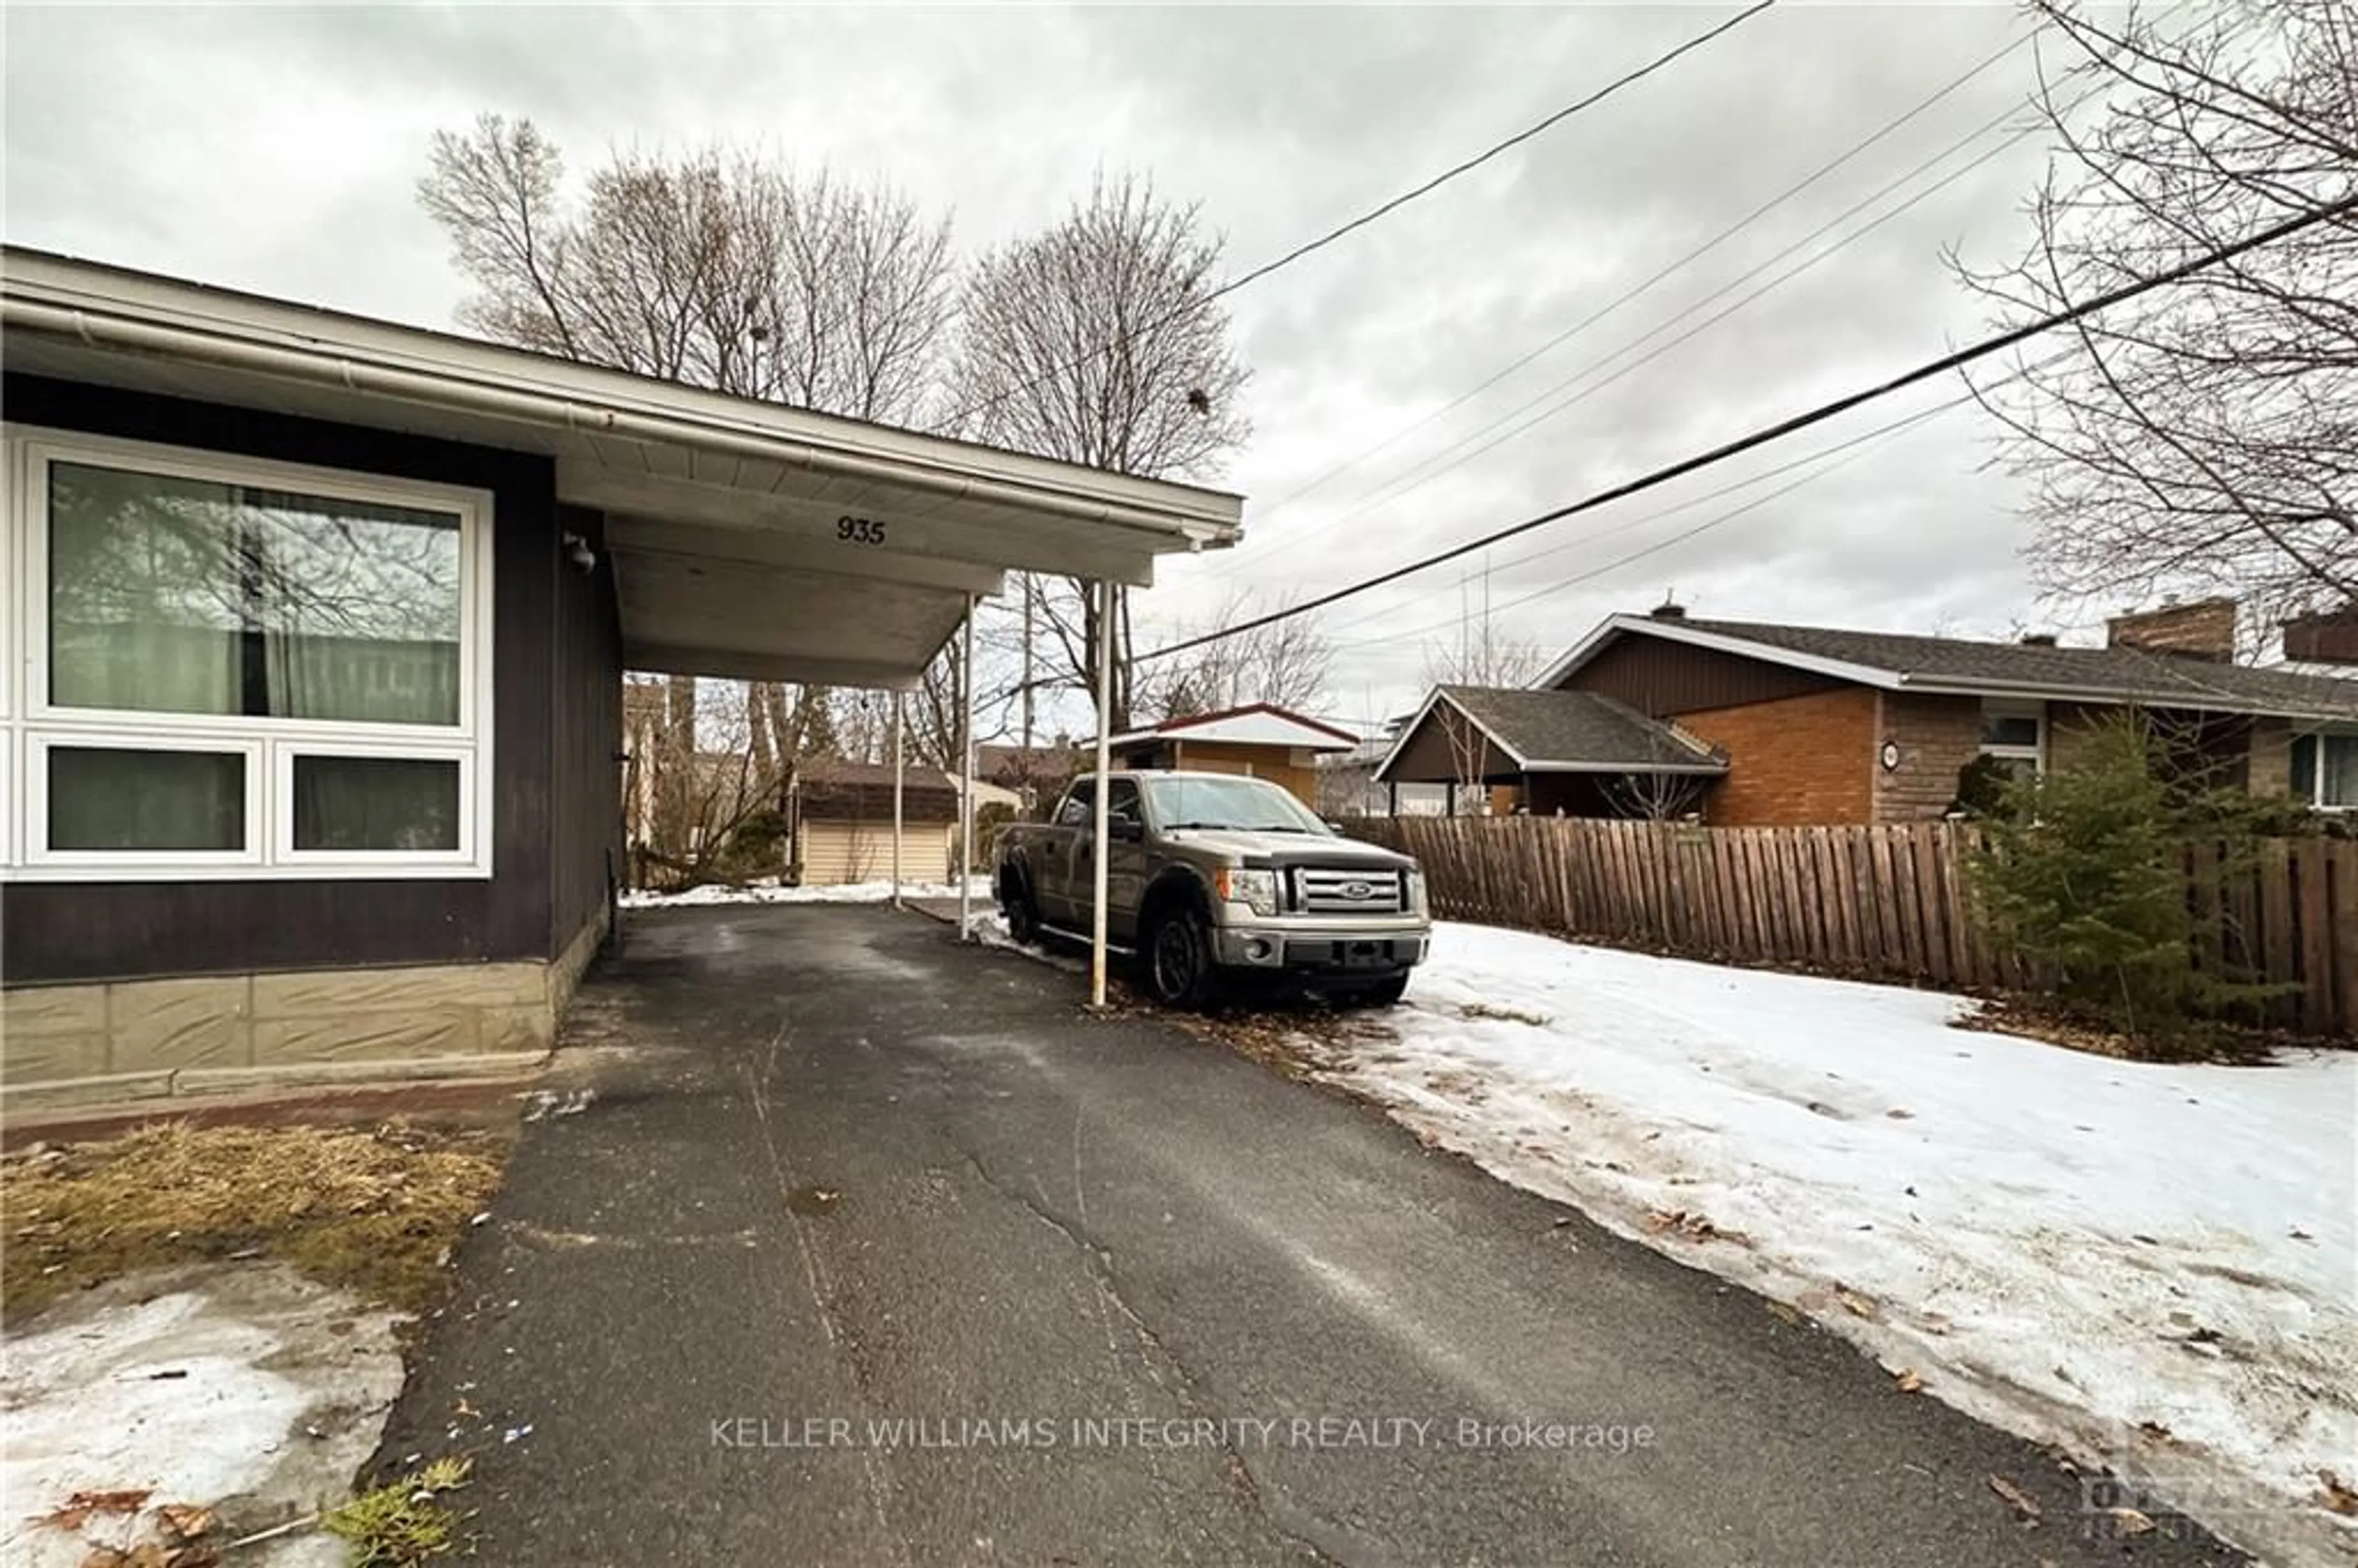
[1375,686,1726,783]
[1111,702,1360,751]
[1543,615,2358,721]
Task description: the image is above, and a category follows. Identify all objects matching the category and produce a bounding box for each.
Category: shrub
[1967,710,2295,1057]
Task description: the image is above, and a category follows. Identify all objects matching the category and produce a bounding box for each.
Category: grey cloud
[5,1,2080,729]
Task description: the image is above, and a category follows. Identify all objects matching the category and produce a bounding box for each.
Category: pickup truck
[995,770,1431,1008]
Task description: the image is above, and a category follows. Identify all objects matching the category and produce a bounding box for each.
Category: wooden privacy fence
[1346,817,2358,1037]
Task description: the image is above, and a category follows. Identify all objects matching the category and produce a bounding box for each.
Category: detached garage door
[800,820,951,886]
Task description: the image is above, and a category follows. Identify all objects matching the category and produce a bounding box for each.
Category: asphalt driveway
[378,904,2239,1567]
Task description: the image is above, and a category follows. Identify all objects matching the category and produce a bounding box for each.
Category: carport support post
[891,692,905,910]
[958,596,978,941]
[1089,578,1115,1009]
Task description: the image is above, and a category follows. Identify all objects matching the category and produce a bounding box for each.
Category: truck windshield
[1142,775,1333,836]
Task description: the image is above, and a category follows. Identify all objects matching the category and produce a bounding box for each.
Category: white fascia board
[0,247,1243,549]
[1520,760,1729,775]
[1372,688,1531,782]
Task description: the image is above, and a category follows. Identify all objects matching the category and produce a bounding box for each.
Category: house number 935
[836,514,888,546]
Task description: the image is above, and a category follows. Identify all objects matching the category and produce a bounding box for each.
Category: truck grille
[1292,867,1405,915]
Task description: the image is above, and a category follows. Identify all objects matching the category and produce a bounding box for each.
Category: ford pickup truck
[994,770,1431,1007]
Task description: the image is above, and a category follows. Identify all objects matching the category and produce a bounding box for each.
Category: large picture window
[5,429,494,880]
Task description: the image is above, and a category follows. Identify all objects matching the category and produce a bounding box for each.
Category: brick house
[1377,600,2358,826]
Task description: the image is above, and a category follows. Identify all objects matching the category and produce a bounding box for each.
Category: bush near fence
[1346,817,2357,1038]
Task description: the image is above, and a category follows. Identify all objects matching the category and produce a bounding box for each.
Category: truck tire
[1002,873,1041,945]
[1144,907,1221,1011]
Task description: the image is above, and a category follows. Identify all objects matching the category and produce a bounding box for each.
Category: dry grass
[2,1119,507,1324]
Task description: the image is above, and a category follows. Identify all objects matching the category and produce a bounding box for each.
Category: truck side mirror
[1111,818,1145,842]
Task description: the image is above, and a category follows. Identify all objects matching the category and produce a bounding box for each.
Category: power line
[1210,1,2216,589]
[944,1,1780,429]
[1206,21,2041,569]
[1323,392,1969,654]
[1134,192,2358,667]
[1308,381,1982,648]
[1233,75,2093,576]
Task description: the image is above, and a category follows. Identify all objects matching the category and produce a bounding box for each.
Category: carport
[0,248,1239,1111]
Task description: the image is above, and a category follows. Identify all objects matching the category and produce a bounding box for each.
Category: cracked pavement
[376,904,2244,1566]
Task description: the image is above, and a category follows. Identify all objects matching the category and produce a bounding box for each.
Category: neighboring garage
[0,246,1241,1113]
[787,759,958,887]
[1109,703,1358,808]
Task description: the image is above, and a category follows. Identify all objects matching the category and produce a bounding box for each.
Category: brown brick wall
[2248,718,2292,796]
[1677,688,1877,825]
[1872,692,1985,822]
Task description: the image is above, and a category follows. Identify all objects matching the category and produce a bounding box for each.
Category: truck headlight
[1214,866,1281,917]
[1404,868,1429,916]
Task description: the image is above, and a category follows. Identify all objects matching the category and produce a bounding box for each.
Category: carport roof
[1,246,1244,690]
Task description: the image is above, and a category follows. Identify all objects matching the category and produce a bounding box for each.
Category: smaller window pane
[2323,735,2358,810]
[2292,734,2319,801]
[292,756,462,852]
[1980,714,2041,749]
[49,747,244,851]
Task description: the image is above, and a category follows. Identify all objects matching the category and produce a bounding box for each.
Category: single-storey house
[1108,703,1360,807]
[1378,600,2358,825]
[0,246,1239,1112]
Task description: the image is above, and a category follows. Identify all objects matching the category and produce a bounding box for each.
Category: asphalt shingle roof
[1439,686,1725,770]
[1661,618,2358,720]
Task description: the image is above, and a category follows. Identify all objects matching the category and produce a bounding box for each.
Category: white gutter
[1,292,1238,546]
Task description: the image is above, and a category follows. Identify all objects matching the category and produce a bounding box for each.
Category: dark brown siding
[1379,704,1517,784]
[548,507,624,959]
[2,373,562,984]
[1562,633,1845,716]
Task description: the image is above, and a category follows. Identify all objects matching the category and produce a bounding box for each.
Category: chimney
[2106,598,2236,662]
[1649,599,1687,620]
[2018,632,2058,648]
[2282,603,2358,667]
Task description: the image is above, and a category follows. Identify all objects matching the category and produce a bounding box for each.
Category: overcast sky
[4,2,2108,732]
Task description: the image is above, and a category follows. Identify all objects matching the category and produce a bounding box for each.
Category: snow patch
[621,876,991,909]
[1,1265,405,1567]
[1325,922,2357,1567]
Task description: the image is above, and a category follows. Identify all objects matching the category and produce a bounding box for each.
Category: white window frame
[3,425,496,881]
[274,739,479,869]
[1977,698,2047,775]
[25,730,265,872]
[2292,728,2358,813]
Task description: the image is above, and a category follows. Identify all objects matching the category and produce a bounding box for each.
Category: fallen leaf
[2137,1420,2173,1442]
[2318,1469,2358,1516]
[1765,1301,1808,1328]
[2106,1507,2156,1536]
[1894,1368,1923,1393]
[42,1489,152,1531]
[1835,1287,1878,1321]
[2289,1227,2314,1243]
[1988,1474,2042,1524]
[157,1503,215,1540]
[1885,1108,1915,1120]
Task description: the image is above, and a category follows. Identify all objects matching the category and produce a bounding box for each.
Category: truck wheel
[1145,908,1220,1010]
[1352,972,1411,1008]
[1003,875,1041,945]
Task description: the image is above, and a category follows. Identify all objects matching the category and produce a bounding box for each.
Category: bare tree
[1135,588,1333,721]
[1600,770,1710,821]
[1420,629,1547,815]
[948,173,1251,730]
[1953,2,2358,627]
[419,115,957,779]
